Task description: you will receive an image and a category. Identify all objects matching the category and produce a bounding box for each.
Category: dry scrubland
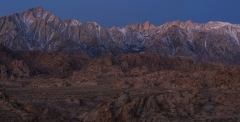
[0,45,240,121]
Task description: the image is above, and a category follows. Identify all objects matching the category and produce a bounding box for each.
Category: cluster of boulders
[0,61,30,79]
[0,94,39,121]
[0,65,7,79]
[0,89,239,121]
[69,53,240,91]
[0,92,83,121]
[0,44,30,79]
[109,68,240,90]
[82,91,240,121]
[1,43,240,121]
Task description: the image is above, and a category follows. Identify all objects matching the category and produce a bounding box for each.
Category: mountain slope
[0,7,240,64]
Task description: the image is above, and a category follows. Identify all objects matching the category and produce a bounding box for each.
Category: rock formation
[0,45,239,121]
[0,7,240,64]
[0,7,240,121]
[82,91,240,121]
[0,44,88,79]
[0,65,7,79]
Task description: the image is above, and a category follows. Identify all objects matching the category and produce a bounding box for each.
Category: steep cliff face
[1,7,240,64]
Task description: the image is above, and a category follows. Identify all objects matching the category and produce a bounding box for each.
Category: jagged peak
[23,6,45,18]
[206,21,232,26]
[125,22,143,31]
[81,21,102,32]
[185,20,196,25]
[116,21,156,31]
[161,20,202,31]
[162,20,240,31]
[83,21,103,30]
[165,20,196,26]
[30,6,44,12]
[207,21,231,24]
[83,21,100,26]
[166,20,181,24]
[144,21,151,25]
[143,21,155,29]
[186,20,193,24]
[204,21,237,29]
[64,19,82,27]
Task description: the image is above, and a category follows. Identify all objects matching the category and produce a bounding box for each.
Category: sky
[0,0,240,28]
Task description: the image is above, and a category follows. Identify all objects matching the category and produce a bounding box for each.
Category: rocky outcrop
[1,7,240,64]
[2,84,239,121]
[0,44,30,79]
[0,46,239,121]
[0,97,38,121]
[0,65,7,79]
[16,50,89,78]
[0,44,89,79]
[10,60,30,78]
[1,43,240,91]
[83,91,240,121]
[67,52,240,91]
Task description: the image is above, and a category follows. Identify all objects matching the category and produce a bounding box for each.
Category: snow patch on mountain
[69,20,81,27]
[226,28,239,44]
[193,26,200,30]
[47,15,55,22]
[136,34,144,40]
[42,12,48,20]
[119,28,127,36]
[208,21,232,29]
[33,11,42,18]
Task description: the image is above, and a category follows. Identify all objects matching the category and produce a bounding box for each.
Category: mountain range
[0,7,240,64]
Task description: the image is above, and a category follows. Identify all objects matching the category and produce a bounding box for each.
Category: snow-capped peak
[206,21,233,29]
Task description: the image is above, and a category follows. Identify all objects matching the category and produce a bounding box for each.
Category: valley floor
[1,80,240,122]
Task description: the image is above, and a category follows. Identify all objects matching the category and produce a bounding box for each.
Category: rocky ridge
[1,44,240,91]
[0,7,240,64]
[0,43,88,79]
[1,7,240,122]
